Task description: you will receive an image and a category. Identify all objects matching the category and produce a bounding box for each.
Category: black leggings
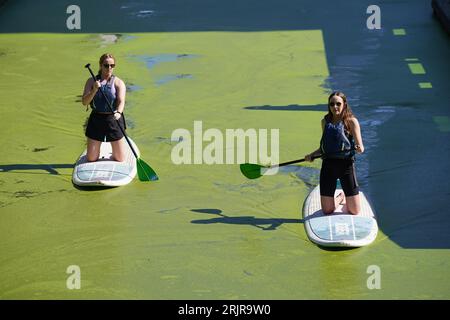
[320,158,359,197]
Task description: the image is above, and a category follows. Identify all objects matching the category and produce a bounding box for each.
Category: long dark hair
[325,91,355,133]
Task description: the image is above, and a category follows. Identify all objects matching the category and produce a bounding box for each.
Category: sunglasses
[103,63,116,68]
[329,102,343,107]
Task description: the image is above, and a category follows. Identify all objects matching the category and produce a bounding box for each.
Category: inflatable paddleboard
[303,184,378,247]
[72,138,139,187]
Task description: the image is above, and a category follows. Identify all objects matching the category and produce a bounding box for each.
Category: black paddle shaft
[276,155,321,167]
[84,63,139,160]
[271,149,356,168]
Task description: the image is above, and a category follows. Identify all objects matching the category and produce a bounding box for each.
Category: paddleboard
[72,137,139,187]
[303,184,378,247]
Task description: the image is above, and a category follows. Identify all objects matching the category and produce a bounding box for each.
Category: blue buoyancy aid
[90,75,116,113]
[320,119,355,159]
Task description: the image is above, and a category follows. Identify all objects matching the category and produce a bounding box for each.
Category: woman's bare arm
[350,117,364,153]
[114,78,126,113]
[82,78,100,106]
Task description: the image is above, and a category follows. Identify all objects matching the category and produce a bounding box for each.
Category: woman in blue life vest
[305,91,364,215]
[81,53,127,162]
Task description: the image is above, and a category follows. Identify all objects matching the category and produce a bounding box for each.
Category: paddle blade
[136,158,159,181]
[240,163,264,179]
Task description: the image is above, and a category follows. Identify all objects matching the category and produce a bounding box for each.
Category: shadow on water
[191,208,359,251]
[0,164,74,175]
[316,245,357,252]
[190,208,303,231]
[244,104,327,112]
[72,184,115,191]
[0,164,117,191]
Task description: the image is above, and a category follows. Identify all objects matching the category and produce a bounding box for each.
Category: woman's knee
[346,197,360,215]
[347,206,360,215]
[114,153,126,162]
[86,153,99,162]
[111,140,126,162]
[86,139,100,162]
[321,196,335,215]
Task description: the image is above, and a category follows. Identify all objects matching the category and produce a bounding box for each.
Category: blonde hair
[97,53,116,75]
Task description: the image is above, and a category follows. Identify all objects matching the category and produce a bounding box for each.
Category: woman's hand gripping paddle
[85,63,159,182]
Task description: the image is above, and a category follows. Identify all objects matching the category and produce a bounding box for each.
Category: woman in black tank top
[305,92,365,215]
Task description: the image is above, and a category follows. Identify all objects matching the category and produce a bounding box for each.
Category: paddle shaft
[268,148,356,168]
[275,155,322,168]
[85,64,139,160]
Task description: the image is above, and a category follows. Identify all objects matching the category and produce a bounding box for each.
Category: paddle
[85,63,158,181]
[240,149,355,179]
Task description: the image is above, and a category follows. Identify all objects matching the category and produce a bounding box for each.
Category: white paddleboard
[72,137,139,187]
[303,185,378,247]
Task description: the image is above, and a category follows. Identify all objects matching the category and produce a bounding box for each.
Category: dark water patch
[213,181,283,193]
[244,104,327,111]
[155,74,193,86]
[126,83,142,92]
[281,165,320,188]
[14,190,38,198]
[131,53,197,70]
[124,115,135,129]
[122,35,138,42]
[158,207,183,214]
[155,136,183,145]
[32,146,53,152]
[190,208,303,231]
[1,188,70,202]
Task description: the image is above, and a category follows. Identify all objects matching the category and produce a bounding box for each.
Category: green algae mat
[0,29,449,299]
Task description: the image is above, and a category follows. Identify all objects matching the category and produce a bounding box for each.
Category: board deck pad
[72,137,139,187]
[303,185,378,247]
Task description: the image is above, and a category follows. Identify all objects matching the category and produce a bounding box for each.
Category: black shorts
[85,112,126,142]
[320,158,359,197]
